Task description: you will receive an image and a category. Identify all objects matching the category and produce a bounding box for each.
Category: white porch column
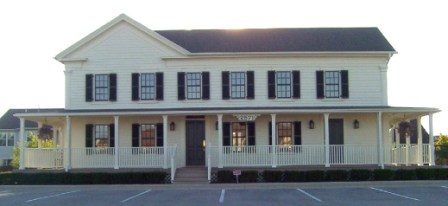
[429,114,435,166]
[324,113,330,167]
[114,116,119,169]
[377,112,384,169]
[217,114,223,168]
[163,115,168,169]
[417,116,423,166]
[19,118,25,170]
[271,114,277,168]
[64,116,71,172]
[405,130,410,166]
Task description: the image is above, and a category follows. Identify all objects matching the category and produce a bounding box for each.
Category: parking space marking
[370,187,419,201]
[441,186,448,189]
[121,189,151,203]
[296,188,322,202]
[219,189,225,203]
[26,190,80,203]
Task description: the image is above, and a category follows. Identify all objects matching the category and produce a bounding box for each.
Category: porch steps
[174,166,208,184]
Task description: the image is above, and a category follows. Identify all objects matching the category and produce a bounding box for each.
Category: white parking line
[370,187,419,201]
[219,189,225,203]
[121,189,151,203]
[297,188,322,202]
[26,190,80,203]
[441,186,448,189]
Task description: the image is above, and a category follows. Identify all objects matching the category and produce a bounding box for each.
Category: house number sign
[233,114,260,121]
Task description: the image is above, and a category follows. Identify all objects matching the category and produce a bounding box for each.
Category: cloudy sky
[0,0,446,134]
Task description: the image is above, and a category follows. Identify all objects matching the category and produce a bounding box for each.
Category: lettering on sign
[233,114,260,121]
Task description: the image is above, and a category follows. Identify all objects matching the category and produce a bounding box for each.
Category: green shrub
[304,170,325,182]
[325,170,349,181]
[283,171,306,182]
[394,169,417,180]
[373,169,394,181]
[350,169,372,181]
[263,170,283,182]
[433,168,448,180]
[239,171,258,183]
[217,170,234,183]
[415,168,434,180]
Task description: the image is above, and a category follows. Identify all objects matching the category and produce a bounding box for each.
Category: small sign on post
[233,169,241,183]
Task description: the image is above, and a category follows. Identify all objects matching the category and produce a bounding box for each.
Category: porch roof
[13,106,440,117]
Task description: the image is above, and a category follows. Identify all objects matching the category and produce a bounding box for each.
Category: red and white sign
[233,170,241,176]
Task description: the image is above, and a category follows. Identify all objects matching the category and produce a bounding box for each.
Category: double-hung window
[269,122,302,150]
[316,70,349,99]
[140,124,156,147]
[131,123,163,148]
[277,122,292,146]
[222,122,256,151]
[132,72,163,101]
[268,70,300,99]
[177,72,210,100]
[222,71,254,99]
[85,73,117,102]
[85,124,114,149]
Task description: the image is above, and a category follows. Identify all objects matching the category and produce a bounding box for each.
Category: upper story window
[132,73,163,101]
[268,71,300,99]
[86,74,117,102]
[316,70,349,99]
[222,71,254,99]
[132,123,163,147]
[177,72,209,100]
[85,124,115,148]
[0,132,15,147]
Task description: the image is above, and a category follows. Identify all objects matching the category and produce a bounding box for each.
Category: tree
[11,132,55,169]
[435,134,448,165]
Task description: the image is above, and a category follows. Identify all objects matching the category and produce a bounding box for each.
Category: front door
[186,120,205,166]
[329,119,344,163]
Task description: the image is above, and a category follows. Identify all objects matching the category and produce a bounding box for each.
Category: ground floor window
[0,132,15,147]
[277,122,293,146]
[140,124,156,147]
[232,122,247,148]
[94,125,110,147]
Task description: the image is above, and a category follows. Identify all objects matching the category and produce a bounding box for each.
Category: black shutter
[341,70,349,98]
[86,74,93,102]
[223,122,230,146]
[156,72,164,100]
[316,71,324,99]
[247,71,254,99]
[85,124,93,147]
[156,123,163,147]
[247,122,255,145]
[132,124,140,147]
[268,71,276,99]
[294,122,302,145]
[132,73,140,101]
[177,72,185,100]
[222,71,230,99]
[109,124,115,148]
[292,71,301,99]
[268,122,272,145]
[109,73,117,101]
[202,72,210,100]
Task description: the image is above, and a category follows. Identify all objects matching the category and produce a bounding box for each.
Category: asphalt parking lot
[1,181,448,206]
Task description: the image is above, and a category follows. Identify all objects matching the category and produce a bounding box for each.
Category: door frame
[185,119,206,166]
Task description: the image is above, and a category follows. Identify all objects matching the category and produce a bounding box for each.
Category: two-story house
[15,14,439,180]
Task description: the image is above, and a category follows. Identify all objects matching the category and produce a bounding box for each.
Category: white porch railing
[119,147,165,168]
[329,144,378,165]
[24,148,63,169]
[72,147,115,168]
[390,144,430,165]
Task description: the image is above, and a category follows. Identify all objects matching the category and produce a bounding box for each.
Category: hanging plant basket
[38,126,53,140]
[398,121,413,137]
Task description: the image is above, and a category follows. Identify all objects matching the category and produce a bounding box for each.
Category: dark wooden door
[186,120,205,165]
[329,119,344,163]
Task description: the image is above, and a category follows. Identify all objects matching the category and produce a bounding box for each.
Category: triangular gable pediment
[55,14,189,62]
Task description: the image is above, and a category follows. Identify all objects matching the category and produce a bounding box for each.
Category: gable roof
[156,28,395,53]
[0,109,61,130]
[56,14,395,61]
[55,14,190,61]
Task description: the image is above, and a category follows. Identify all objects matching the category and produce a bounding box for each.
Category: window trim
[276,71,292,98]
[185,72,202,100]
[277,122,293,146]
[140,73,156,101]
[324,71,341,98]
[140,124,157,147]
[94,124,110,148]
[94,74,110,101]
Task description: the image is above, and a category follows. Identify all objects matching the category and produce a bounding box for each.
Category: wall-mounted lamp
[309,120,315,129]
[215,121,219,130]
[170,122,175,131]
[353,120,360,129]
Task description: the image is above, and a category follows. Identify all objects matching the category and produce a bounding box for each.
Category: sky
[0,0,446,134]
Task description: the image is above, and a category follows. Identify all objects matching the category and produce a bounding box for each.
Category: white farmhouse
[15,14,439,181]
